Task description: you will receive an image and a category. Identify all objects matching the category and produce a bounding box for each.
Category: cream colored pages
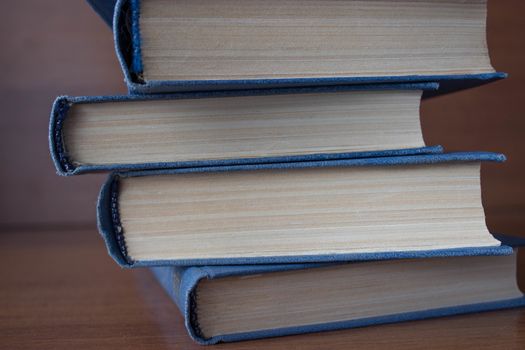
[197,253,521,337]
[63,90,424,166]
[118,163,500,261]
[139,0,493,81]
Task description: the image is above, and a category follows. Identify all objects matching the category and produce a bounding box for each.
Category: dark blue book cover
[88,0,506,94]
[86,0,116,26]
[49,83,441,176]
[150,240,525,344]
[97,152,510,268]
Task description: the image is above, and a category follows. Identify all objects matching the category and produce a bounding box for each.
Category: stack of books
[50,0,524,345]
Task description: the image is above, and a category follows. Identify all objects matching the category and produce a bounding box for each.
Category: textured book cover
[97,152,509,268]
[86,0,116,26]
[150,234,525,344]
[105,0,507,94]
[49,82,441,176]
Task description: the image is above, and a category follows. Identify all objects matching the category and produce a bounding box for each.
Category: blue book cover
[97,152,510,268]
[86,0,115,26]
[150,236,525,344]
[49,82,442,176]
[101,0,506,94]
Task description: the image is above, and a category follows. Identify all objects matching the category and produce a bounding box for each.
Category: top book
[92,0,504,94]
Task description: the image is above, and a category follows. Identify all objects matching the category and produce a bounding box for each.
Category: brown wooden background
[0,0,524,232]
[1,1,524,349]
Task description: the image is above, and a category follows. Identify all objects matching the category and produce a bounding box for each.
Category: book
[86,0,116,27]
[50,83,443,176]
[97,152,509,267]
[109,0,506,94]
[151,243,525,344]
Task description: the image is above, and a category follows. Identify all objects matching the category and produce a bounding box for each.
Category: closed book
[106,0,505,94]
[50,83,442,176]
[86,0,115,27]
[97,152,509,267]
[150,240,525,344]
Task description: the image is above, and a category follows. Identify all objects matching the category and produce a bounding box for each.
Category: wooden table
[2,228,524,349]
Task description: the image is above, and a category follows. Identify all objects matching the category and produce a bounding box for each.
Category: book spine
[151,266,213,344]
[97,173,133,267]
[150,267,182,310]
[114,0,138,93]
[49,96,78,176]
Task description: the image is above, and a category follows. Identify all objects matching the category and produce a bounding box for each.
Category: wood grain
[1,228,525,349]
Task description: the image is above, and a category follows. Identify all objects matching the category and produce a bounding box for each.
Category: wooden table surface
[2,228,525,349]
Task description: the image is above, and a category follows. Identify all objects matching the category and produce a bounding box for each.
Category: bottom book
[151,243,525,345]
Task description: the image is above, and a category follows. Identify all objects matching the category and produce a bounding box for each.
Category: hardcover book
[86,0,115,26]
[50,83,443,176]
[97,152,509,267]
[108,0,505,94]
[151,244,525,344]
[57,1,523,347]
